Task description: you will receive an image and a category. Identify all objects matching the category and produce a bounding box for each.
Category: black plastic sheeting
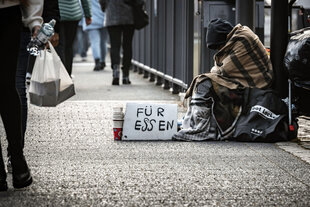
[284,27,310,88]
[284,27,310,116]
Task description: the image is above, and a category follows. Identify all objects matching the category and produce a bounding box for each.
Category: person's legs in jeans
[121,25,135,84]
[100,27,109,69]
[56,20,79,76]
[74,25,88,61]
[0,6,32,190]
[108,26,122,85]
[73,26,80,58]
[88,29,102,71]
[55,21,66,69]
[16,29,31,141]
[64,21,79,76]
[81,29,89,59]
[7,28,31,173]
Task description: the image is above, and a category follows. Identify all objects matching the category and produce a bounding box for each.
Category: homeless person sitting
[173,18,292,142]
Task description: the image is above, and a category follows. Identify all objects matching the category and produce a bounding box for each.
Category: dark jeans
[107,25,135,70]
[16,28,31,143]
[0,6,29,175]
[55,20,79,76]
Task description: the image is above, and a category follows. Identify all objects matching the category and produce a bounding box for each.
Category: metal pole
[288,0,297,32]
[270,0,289,98]
[235,0,255,31]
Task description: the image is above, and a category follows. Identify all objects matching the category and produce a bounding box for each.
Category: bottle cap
[49,19,56,27]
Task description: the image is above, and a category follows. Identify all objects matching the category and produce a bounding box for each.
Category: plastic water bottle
[27,19,56,56]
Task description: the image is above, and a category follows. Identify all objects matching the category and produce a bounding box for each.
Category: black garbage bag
[284,28,310,116]
[284,27,310,88]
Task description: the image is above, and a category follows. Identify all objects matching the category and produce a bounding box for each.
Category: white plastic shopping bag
[29,41,75,106]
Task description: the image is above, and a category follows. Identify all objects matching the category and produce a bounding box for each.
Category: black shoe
[0,181,8,192]
[0,175,8,192]
[112,64,120,85]
[13,169,33,189]
[93,66,102,71]
[7,157,12,174]
[122,77,131,84]
[100,62,106,70]
[112,78,119,85]
[93,59,102,71]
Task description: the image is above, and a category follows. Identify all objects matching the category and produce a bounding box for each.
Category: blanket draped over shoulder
[174,24,275,141]
[186,24,273,99]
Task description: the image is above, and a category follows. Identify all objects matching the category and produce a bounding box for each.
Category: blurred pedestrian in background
[73,19,90,62]
[55,0,92,77]
[100,0,144,85]
[0,0,43,191]
[11,0,60,175]
[82,0,108,71]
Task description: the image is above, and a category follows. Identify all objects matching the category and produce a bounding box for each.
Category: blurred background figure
[73,19,90,62]
[82,0,108,71]
[55,0,92,77]
[0,0,43,191]
[100,0,144,85]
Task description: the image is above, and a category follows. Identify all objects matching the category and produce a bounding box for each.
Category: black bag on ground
[232,88,290,142]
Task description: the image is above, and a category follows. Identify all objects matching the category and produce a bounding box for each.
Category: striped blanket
[186,24,273,99]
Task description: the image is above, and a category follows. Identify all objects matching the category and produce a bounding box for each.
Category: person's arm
[81,0,92,25]
[21,0,44,36]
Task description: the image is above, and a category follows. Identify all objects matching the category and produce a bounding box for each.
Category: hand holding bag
[29,41,75,107]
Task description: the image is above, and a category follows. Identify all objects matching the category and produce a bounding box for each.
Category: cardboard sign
[122,103,177,140]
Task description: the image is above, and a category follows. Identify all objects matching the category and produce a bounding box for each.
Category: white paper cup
[113,107,123,113]
[112,107,124,140]
[113,120,124,128]
[113,114,124,120]
[113,120,123,140]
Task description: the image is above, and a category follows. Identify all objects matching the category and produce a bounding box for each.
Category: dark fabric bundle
[284,28,310,89]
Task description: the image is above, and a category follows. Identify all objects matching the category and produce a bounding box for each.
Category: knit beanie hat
[206,18,234,50]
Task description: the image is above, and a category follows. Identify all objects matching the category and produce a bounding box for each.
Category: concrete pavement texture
[0,57,310,206]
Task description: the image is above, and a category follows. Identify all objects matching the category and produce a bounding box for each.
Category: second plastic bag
[29,41,75,107]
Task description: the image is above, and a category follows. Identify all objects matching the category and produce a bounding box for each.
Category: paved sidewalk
[0,57,309,206]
